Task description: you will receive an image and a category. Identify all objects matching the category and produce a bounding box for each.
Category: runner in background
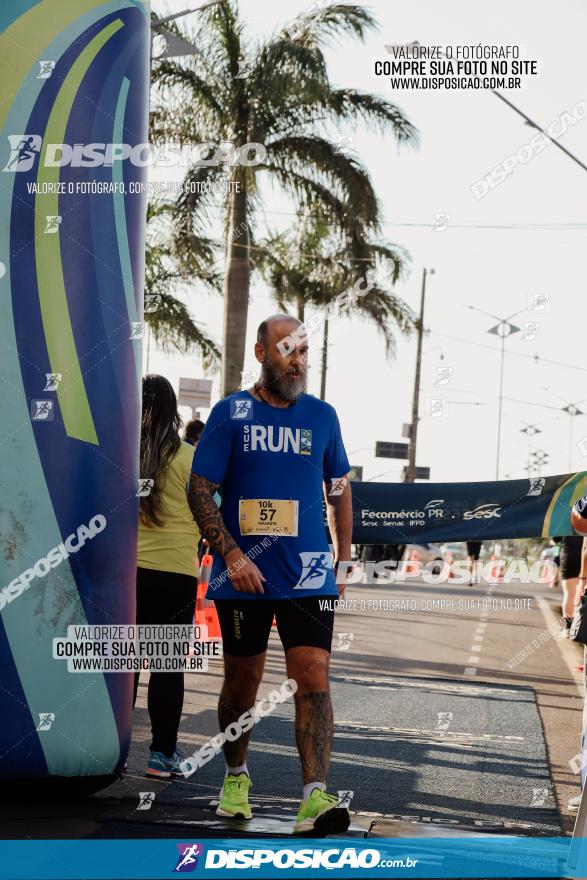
[466,540,483,586]
[135,375,200,778]
[548,537,562,590]
[558,535,584,638]
[190,314,352,836]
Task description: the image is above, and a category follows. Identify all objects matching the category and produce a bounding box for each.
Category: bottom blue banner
[1,837,587,879]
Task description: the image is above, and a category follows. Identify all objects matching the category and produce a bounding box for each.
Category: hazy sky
[149,0,587,484]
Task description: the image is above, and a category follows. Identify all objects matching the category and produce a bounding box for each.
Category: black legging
[133,567,197,757]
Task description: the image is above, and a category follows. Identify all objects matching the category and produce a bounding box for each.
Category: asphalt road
[2,569,584,841]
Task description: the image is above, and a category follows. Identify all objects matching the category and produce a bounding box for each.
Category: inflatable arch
[0,0,149,781]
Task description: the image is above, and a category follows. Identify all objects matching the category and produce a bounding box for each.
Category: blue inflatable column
[0,0,149,779]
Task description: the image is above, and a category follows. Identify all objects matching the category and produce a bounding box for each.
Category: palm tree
[256,208,416,397]
[144,201,220,372]
[151,1,418,395]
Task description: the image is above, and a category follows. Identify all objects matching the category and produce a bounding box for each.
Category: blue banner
[0,837,586,879]
[351,472,587,543]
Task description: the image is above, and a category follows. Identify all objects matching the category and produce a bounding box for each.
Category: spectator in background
[548,537,562,590]
[567,497,587,813]
[135,375,200,777]
[184,418,205,447]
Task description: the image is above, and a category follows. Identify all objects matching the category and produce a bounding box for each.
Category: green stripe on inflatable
[35,19,124,445]
[0,0,42,32]
[112,75,141,389]
[0,0,112,132]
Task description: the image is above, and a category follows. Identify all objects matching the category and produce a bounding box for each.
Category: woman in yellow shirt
[135,374,200,777]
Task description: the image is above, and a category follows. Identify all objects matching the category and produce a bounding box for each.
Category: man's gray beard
[260,361,307,403]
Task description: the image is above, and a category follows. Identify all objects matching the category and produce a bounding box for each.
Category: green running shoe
[293,788,350,836]
[216,772,252,819]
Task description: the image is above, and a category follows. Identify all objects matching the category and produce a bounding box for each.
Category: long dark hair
[140,374,182,527]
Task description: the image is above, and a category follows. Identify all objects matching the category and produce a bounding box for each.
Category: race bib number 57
[239,499,299,537]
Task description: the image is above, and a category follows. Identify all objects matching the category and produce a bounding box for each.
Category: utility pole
[405,267,433,482]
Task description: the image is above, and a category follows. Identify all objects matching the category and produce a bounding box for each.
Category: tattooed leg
[295,691,334,784]
[286,646,333,784]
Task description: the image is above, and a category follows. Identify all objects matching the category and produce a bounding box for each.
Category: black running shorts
[214,597,335,657]
[560,535,583,580]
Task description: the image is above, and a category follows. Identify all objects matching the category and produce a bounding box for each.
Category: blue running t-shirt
[192,391,350,599]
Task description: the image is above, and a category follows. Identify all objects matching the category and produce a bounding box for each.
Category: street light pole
[496,329,507,481]
[564,404,584,471]
[405,267,434,483]
[468,306,523,480]
[150,2,219,63]
[543,388,586,472]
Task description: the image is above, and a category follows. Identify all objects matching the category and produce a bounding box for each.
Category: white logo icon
[137,478,154,497]
[334,135,353,154]
[240,370,257,389]
[328,477,347,497]
[38,61,55,79]
[428,398,448,419]
[528,293,549,311]
[137,792,156,810]
[527,478,546,497]
[232,399,253,419]
[235,60,255,79]
[37,712,55,731]
[531,788,549,807]
[293,552,334,590]
[337,789,354,808]
[44,215,62,234]
[436,711,453,730]
[433,212,451,231]
[144,294,161,313]
[31,400,54,421]
[3,134,42,172]
[522,321,539,341]
[44,373,62,392]
[336,632,354,651]
[434,366,453,385]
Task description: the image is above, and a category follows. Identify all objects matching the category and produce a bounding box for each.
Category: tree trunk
[296,294,305,323]
[221,172,250,397]
[319,316,328,400]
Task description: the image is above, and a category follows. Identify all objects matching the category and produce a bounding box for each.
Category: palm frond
[147,292,220,371]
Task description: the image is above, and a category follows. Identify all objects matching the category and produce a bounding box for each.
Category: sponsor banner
[0,836,580,878]
[351,472,587,543]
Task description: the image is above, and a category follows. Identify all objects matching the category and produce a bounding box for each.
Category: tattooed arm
[189,473,265,594]
[189,473,236,557]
